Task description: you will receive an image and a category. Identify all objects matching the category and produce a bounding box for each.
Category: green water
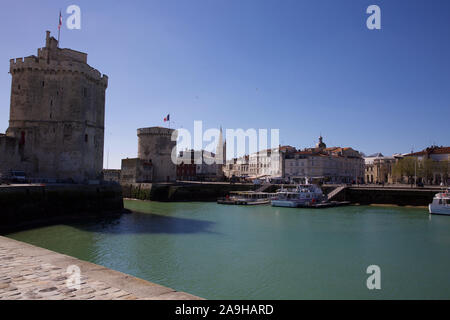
[6,201,450,299]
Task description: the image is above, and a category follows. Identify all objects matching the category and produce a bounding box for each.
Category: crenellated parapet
[9,56,108,87]
[137,127,177,137]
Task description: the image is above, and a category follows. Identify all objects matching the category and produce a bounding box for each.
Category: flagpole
[57,10,62,47]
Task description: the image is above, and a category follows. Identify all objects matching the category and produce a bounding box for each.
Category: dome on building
[316,136,327,149]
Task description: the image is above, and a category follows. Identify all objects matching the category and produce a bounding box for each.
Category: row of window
[16,81,89,97]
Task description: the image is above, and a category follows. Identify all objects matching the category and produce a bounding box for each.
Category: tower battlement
[9,40,108,87]
[137,127,176,137]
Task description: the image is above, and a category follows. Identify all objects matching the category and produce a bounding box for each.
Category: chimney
[45,30,51,47]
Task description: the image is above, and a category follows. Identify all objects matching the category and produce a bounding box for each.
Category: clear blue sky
[0,0,449,168]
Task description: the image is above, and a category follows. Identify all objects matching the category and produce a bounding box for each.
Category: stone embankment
[0,236,201,300]
[0,184,125,233]
[122,182,257,201]
[122,182,438,206]
[324,185,438,206]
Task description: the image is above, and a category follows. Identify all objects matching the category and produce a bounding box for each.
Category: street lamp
[414,157,417,187]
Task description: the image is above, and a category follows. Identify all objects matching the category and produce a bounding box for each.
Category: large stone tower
[5,31,108,182]
[137,127,177,182]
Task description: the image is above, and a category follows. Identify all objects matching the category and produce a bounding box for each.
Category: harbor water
[6,200,450,299]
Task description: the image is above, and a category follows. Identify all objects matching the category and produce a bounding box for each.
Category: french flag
[164,114,170,122]
[58,11,62,30]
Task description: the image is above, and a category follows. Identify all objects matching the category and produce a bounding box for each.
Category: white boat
[429,188,450,215]
[271,183,326,208]
[218,191,275,205]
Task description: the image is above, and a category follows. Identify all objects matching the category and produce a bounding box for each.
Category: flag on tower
[164,114,170,122]
[57,10,62,47]
[58,11,62,30]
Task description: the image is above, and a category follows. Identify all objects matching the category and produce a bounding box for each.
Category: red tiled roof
[405,146,450,157]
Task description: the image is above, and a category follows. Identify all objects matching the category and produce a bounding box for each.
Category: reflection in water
[7,201,450,300]
[69,212,216,235]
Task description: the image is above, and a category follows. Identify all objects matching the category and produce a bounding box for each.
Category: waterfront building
[177,150,197,181]
[284,137,364,184]
[120,158,153,184]
[223,155,250,180]
[248,147,285,180]
[364,153,396,184]
[176,150,219,181]
[102,169,121,183]
[395,146,450,185]
[223,146,291,181]
[0,31,108,182]
[196,151,219,180]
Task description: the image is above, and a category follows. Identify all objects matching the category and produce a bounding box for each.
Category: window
[42,81,45,87]
[19,131,25,145]
[18,85,21,90]
[85,134,88,143]
[83,88,87,97]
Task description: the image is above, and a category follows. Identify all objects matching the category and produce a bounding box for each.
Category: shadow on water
[67,211,217,235]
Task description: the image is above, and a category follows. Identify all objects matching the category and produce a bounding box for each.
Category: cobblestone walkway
[0,236,201,300]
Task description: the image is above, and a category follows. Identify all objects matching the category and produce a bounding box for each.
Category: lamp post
[414,157,417,187]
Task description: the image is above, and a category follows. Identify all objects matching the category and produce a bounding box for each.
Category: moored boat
[429,188,450,215]
[217,191,275,205]
[271,183,326,208]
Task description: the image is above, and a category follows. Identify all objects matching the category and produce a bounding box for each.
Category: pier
[0,236,201,300]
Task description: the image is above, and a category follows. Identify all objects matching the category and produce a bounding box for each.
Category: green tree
[392,157,417,184]
[438,160,449,185]
[419,158,435,184]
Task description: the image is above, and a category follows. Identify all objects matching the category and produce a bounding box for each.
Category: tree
[438,160,449,185]
[419,158,435,184]
[392,157,416,184]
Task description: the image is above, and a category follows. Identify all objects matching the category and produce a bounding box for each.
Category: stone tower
[137,127,177,182]
[5,31,108,182]
[215,127,226,179]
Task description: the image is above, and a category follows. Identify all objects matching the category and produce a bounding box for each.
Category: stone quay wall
[0,184,124,233]
[122,183,437,206]
[344,187,436,206]
[122,182,256,202]
[322,186,436,206]
[0,236,201,300]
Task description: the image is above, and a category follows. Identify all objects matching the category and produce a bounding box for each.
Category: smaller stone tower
[137,127,177,182]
